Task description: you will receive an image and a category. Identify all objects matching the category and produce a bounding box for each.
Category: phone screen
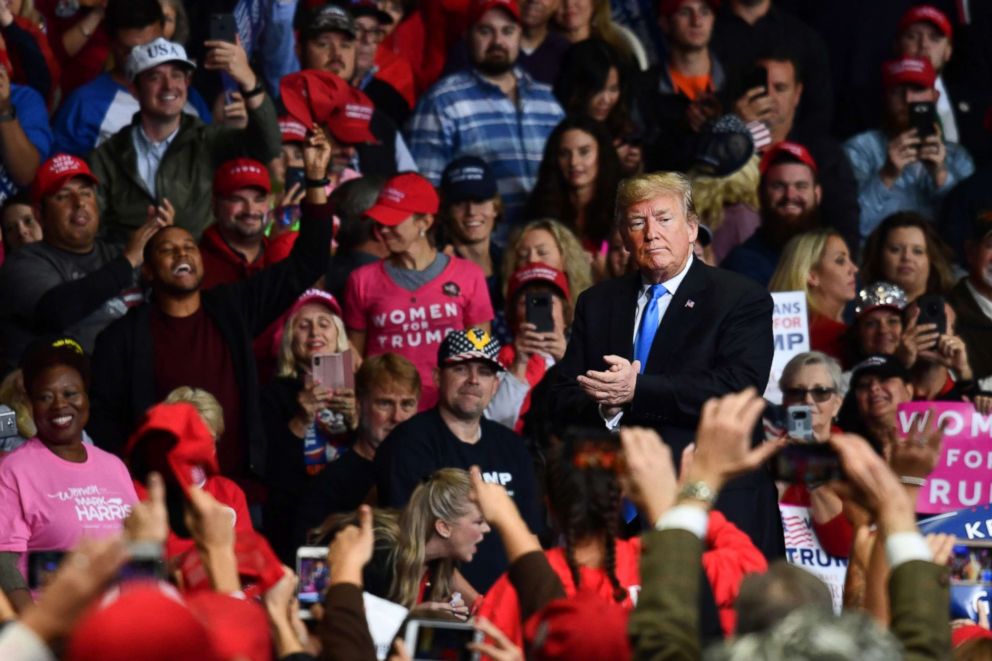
[296,550,329,608]
[409,622,478,660]
[28,550,66,589]
[769,443,844,485]
[949,543,992,624]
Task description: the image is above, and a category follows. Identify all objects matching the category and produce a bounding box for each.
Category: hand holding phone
[403,618,482,661]
[525,292,554,333]
[312,352,355,390]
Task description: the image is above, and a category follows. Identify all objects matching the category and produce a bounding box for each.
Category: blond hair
[276,307,349,379]
[614,171,696,227]
[502,218,593,302]
[690,157,761,233]
[164,386,225,439]
[768,229,838,316]
[0,369,35,438]
[391,468,474,608]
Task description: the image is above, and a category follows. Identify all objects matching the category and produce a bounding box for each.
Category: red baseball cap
[365,172,439,226]
[658,0,716,17]
[185,592,271,661]
[952,624,992,648]
[32,153,99,203]
[326,86,378,145]
[67,583,222,661]
[507,262,571,303]
[898,5,953,41]
[471,0,520,24]
[212,158,271,198]
[278,115,308,143]
[882,56,937,90]
[279,69,349,130]
[271,288,343,357]
[759,141,818,176]
[524,590,631,661]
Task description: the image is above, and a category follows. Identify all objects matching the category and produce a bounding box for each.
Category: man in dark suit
[549,171,783,558]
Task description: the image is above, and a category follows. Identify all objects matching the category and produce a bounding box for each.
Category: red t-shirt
[343,257,494,410]
[150,307,246,479]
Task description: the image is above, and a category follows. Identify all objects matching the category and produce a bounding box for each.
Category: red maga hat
[759,141,818,176]
[278,115,308,143]
[33,153,98,202]
[882,56,936,90]
[365,172,439,226]
[326,86,378,145]
[471,0,520,24]
[507,262,571,303]
[524,590,631,661]
[213,158,271,197]
[898,5,952,40]
[279,69,349,129]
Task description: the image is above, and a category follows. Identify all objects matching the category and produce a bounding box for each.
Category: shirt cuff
[885,531,933,568]
[599,404,624,431]
[654,504,709,539]
[0,622,56,661]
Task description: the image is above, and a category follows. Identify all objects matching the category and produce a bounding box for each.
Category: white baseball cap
[125,37,196,82]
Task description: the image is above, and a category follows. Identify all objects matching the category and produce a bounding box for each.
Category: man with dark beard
[722,141,822,286]
[87,130,334,504]
[198,158,291,290]
[407,0,564,226]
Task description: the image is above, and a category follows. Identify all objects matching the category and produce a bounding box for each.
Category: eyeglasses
[355,27,385,43]
[781,386,837,404]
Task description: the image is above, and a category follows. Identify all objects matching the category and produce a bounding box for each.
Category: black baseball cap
[850,354,911,388]
[441,156,498,203]
[303,4,357,39]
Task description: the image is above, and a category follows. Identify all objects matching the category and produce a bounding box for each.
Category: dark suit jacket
[549,260,783,558]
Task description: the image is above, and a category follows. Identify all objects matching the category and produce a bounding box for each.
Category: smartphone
[525,292,554,333]
[312,352,354,390]
[743,65,768,95]
[296,546,329,619]
[908,101,937,139]
[209,13,238,44]
[285,166,307,191]
[915,293,947,335]
[403,618,482,661]
[948,541,992,624]
[27,550,66,589]
[119,542,166,582]
[787,405,815,443]
[769,443,844,485]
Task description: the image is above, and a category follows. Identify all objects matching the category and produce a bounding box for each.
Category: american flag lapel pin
[685,299,695,309]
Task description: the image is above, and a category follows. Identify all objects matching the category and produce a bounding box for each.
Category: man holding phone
[843,56,974,240]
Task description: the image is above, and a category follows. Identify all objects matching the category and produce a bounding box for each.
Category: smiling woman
[0,339,138,610]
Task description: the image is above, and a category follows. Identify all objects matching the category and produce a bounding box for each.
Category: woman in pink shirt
[0,339,137,611]
[345,173,494,410]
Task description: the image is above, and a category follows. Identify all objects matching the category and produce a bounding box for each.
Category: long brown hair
[860,211,955,297]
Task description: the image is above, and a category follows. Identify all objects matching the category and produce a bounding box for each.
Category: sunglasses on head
[781,386,837,404]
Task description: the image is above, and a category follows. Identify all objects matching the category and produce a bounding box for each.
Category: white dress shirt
[603,255,695,429]
[935,75,960,145]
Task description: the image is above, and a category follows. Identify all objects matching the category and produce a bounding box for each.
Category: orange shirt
[669,67,714,101]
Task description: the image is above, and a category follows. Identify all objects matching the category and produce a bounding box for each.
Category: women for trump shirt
[344,255,493,410]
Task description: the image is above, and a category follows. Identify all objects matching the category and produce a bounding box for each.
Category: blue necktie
[633,284,667,373]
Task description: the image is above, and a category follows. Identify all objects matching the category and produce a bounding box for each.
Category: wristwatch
[677,481,717,507]
[0,106,16,123]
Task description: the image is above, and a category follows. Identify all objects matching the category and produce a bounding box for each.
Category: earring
[419,229,426,237]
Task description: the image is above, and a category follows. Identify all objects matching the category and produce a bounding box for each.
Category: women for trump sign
[897,402,992,514]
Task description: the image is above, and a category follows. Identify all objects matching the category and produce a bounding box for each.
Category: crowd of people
[0,0,991,658]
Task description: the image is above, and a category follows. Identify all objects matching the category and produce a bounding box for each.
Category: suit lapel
[645,260,709,371]
[610,272,641,360]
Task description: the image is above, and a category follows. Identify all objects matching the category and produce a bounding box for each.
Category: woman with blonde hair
[691,156,761,263]
[555,0,647,70]
[770,229,858,365]
[502,219,593,305]
[390,468,489,615]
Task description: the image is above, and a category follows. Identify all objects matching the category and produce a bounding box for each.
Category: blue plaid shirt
[406,67,564,225]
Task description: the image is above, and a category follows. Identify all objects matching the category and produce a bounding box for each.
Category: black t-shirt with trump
[374,408,543,593]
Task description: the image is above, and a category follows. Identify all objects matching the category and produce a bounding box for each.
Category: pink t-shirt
[0,438,138,560]
[344,256,494,409]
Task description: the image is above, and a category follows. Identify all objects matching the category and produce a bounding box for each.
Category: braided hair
[545,429,627,603]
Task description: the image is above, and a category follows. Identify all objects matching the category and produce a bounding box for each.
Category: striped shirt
[406,67,564,225]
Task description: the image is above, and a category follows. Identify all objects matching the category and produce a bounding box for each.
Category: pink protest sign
[897,402,992,514]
